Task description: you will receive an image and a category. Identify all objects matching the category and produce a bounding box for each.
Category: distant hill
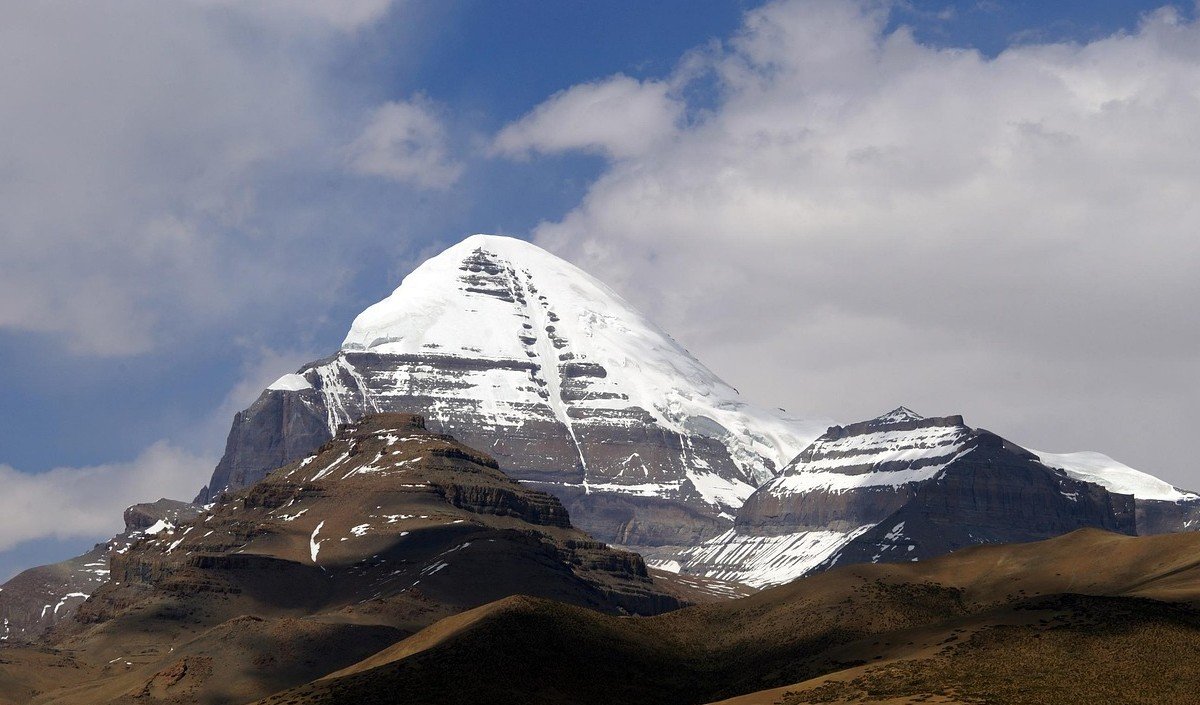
[255,528,1200,705]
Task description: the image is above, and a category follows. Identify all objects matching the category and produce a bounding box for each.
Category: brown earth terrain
[3,415,1199,704]
[254,528,1200,705]
[0,413,707,704]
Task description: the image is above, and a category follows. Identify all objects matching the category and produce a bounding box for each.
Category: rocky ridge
[0,499,199,642]
[670,408,1199,587]
[0,414,689,704]
[95,413,682,624]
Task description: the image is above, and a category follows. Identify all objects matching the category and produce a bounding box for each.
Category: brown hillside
[257,529,1200,705]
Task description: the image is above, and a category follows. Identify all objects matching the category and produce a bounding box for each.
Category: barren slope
[256,529,1200,705]
[0,413,687,705]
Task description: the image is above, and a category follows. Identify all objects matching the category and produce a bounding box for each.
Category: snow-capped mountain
[198,234,830,546]
[671,408,1200,587]
[1032,448,1200,533]
[6,236,1200,646]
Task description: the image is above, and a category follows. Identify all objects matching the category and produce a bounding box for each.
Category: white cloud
[517,0,1200,485]
[491,74,683,159]
[0,343,315,560]
[0,1,414,356]
[345,97,464,189]
[0,444,214,553]
[186,0,398,32]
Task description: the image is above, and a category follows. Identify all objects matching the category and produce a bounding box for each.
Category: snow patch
[1033,449,1197,503]
[144,519,173,535]
[268,373,313,392]
[309,521,326,564]
[767,448,974,494]
[677,525,874,588]
[686,470,756,511]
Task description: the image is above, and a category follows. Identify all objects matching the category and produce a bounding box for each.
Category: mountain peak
[870,406,924,425]
[332,233,830,483]
[456,232,547,253]
[341,233,637,357]
[203,232,831,546]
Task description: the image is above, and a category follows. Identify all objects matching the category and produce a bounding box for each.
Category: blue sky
[1,0,1197,580]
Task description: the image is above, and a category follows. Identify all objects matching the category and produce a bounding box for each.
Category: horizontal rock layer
[674,408,1186,587]
[198,235,829,546]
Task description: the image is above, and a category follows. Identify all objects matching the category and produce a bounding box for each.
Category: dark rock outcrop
[818,429,1139,570]
[198,383,330,503]
[676,408,1150,587]
[1136,499,1200,535]
[81,413,683,633]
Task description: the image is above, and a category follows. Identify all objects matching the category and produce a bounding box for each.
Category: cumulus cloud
[491,74,683,159]
[345,97,464,189]
[0,444,214,553]
[0,1,406,356]
[505,0,1200,485]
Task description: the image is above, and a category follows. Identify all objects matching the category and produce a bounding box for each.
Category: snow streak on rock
[764,408,972,494]
[671,525,874,588]
[205,235,830,545]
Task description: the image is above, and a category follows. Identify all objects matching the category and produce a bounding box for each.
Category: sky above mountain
[1,0,1197,580]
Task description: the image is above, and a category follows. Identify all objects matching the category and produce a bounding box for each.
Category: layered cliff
[671,408,1181,587]
[0,414,687,704]
[86,413,681,629]
[197,235,830,546]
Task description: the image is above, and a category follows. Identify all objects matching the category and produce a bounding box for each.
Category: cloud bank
[0,444,214,554]
[0,0,446,356]
[0,0,449,561]
[499,0,1200,485]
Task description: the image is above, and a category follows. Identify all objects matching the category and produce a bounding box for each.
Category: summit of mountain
[198,234,831,547]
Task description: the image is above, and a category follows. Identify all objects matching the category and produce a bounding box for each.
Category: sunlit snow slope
[201,235,830,546]
[1033,449,1197,503]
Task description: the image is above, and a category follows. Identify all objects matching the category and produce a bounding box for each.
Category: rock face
[1031,448,1200,534]
[673,408,1170,587]
[206,388,330,499]
[0,414,686,704]
[196,235,830,547]
[0,499,199,643]
[90,413,682,627]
